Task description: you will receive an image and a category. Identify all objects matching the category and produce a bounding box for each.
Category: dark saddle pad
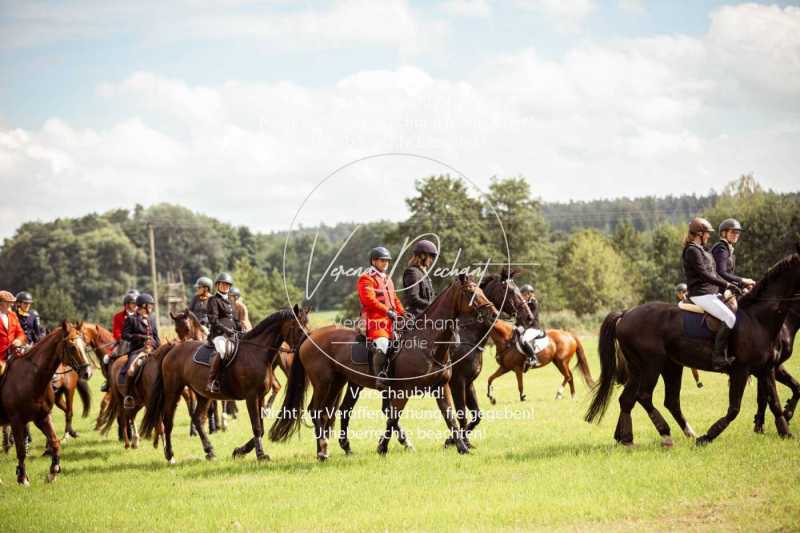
[192,344,216,367]
[681,312,715,340]
[351,334,370,366]
[117,352,146,386]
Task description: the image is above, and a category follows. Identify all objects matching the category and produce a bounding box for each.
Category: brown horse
[140,306,309,463]
[586,251,800,447]
[487,327,595,404]
[336,269,535,453]
[98,342,176,449]
[270,275,498,460]
[0,321,92,485]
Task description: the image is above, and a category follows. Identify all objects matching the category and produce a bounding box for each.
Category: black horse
[586,248,800,446]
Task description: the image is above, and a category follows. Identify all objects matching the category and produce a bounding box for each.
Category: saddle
[350,334,370,366]
[679,291,738,339]
[117,351,148,386]
[192,338,239,368]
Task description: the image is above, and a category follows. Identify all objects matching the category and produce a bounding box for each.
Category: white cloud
[1,3,799,237]
[515,0,595,32]
[619,0,645,14]
[440,0,491,18]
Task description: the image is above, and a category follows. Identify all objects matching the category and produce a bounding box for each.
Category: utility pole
[148,223,160,326]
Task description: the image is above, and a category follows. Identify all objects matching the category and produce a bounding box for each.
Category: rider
[675,282,703,388]
[682,217,739,370]
[358,246,406,388]
[104,290,139,392]
[189,276,213,329]
[0,290,27,373]
[206,273,237,394]
[121,293,160,408]
[13,291,44,345]
[711,218,756,292]
[517,284,544,368]
[229,287,252,333]
[401,239,437,319]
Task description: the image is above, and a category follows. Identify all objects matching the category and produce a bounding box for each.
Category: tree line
[1,174,797,328]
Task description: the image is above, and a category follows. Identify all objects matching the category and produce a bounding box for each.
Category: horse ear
[293,303,300,315]
[458,273,468,284]
[77,319,84,330]
[169,311,177,320]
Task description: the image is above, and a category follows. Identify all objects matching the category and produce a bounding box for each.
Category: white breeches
[213,336,233,359]
[690,294,736,329]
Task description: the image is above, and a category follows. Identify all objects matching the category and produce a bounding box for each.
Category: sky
[1,0,798,238]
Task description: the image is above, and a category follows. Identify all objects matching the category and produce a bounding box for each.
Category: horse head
[60,320,92,380]
[283,304,311,352]
[456,273,498,324]
[482,269,536,328]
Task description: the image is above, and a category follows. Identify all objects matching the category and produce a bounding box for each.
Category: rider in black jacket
[711,218,756,291]
[401,239,438,320]
[121,293,159,408]
[206,272,237,393]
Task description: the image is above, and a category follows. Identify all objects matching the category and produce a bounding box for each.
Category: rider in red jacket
[0,290,27,366]
[357,247,405,387]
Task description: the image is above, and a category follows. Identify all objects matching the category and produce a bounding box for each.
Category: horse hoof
[443,437,454,448]
[696,382,704,389]
[780,432,793,440]
[68,431,79,438]
[619,441,636,449]
[554,394,563,401]
[519,395,526,402]
[376,445,388,456]
[206,452,216,461]
[661,436,674,448]
[457,444,470,455]
[232,448,243,459]
[46,472,58,483]
[168,457,176,465]
[754,425,765,434]
[696,435,712,447]
[257,454,271,462]
[317,453,328,462]
[19,477,30,486]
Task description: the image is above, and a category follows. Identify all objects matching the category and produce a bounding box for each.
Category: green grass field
[2,323,799,532]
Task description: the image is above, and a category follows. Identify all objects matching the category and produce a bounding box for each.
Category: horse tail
[571,335,596,389]
[139,365,165,439]
[585,311,625,423]
[77,378,92,418]
[98,391,119,435]
[268,347,308,442]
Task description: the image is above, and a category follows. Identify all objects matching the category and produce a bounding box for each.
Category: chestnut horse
[270,275,498,460]
[0,321,92,485]
[140,306,309,463]
[486,327,595,404]
[586,251,800,447]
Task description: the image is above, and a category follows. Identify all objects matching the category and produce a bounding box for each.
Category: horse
[335,269,535,454]
[0,321,92,485]
[269,274,498,460]
[98,342,176,449]
[486,328,595,404]
[585,250,800,447]
[753,302,800,433]
[140,306,310,463]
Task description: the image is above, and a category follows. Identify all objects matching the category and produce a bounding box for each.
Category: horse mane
[739,254,800,307]
[422,277,462,315]
[242,308,294,340]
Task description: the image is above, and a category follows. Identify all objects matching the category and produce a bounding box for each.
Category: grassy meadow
[1,315,798,532]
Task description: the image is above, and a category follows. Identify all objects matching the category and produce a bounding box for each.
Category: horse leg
[317,383,343,461]
[11,420,29,485]
[95,392,111,430]
[753,374,768,434]
[691,367,703,388]
[182,389,198,437]
[697,365,749,445]
[436,384,469,454]
[265,374,281,412]
[191,395,216,460]
[486,366,509,405]
[246,395,269,462]
[446,379,467,448]
[338,383,362,455]
[378,396,409,455]
[2,425,11,454]
[515,368,526,402]
[762,369,792,438]
[614,380,638,446]
[776,364,800,421]
[161,384,183,464]
[553,359,568,400]
[207,401,218,434]
[64,386,78,439]
[662,360,695,438]
[33,414,62,483]
[130,407,141,449]
[464,382,482,444]
[636,362,673,447]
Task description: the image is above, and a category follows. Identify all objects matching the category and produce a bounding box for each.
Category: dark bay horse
[140,306,309,463]
[486,327,595,404]
[336,270,535,453]
[0,322,92,485]
[586,251,800,447]
[270,275,498,460]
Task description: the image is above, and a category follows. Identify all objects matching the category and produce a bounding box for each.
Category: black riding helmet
[215,272,234,285]
[719,218,742,234]
[413,240,438,257]
[229,287,241,298]
[15,291,33,303]
[123,293,138,305]
[195,276,213,290]
[136,293,155,307]
[369,247,392,262]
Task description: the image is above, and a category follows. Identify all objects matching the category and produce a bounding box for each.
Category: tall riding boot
[522,342,539,369]
[207,353,222,393]
[712,324,734,370]
[372,349,388,389]
[123,380,136,409]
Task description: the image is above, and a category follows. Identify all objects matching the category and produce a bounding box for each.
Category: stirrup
[207,380,221,394]
[123,395,136,409]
